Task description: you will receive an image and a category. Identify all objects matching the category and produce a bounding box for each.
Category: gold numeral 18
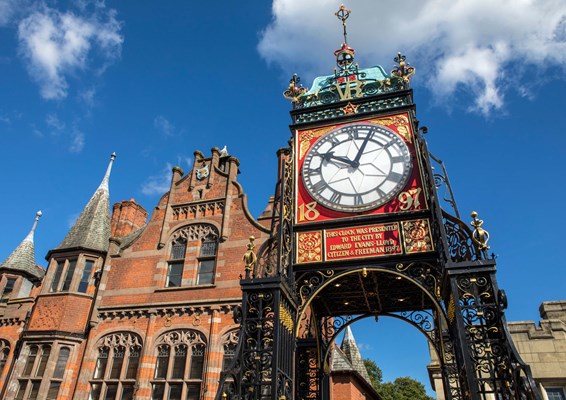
[298,201,320,222]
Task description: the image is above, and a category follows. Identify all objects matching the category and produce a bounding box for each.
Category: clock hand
[323,151,355,166]
[352,131,374,167]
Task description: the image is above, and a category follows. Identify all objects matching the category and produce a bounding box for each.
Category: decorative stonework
[97,332,142,349]
[172,200,224,221]
[171,223,219,244]
[155,329,206,348]
[97,304,238,322]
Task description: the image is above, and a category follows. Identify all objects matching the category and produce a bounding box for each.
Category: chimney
[111,199,148,238]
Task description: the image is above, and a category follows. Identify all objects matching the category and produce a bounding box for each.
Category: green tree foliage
[363,358,383,388]
[363,359,433,400]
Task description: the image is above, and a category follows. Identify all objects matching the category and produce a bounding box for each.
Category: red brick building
[0,148,376,400]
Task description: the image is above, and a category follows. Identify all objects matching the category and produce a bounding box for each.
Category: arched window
[197,236,217,285]
[0,339,9,374]
[167,239,186,288]
[222,330,239,371]
[167,224,219,288]
[89,332,142,400]
[151,329,207,400]
[16,344,51,400]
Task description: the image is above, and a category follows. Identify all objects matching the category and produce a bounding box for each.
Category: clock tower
[217,5,541,400]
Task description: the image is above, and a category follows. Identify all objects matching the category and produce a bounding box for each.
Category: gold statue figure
[470,211,490,250]
[243,236,257,272]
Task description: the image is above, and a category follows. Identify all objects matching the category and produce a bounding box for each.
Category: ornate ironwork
[390,52,416,88]
[253,148,294,280]
[429,151,460,218]
[443,211,484,262]
[216,147,296,400]
[450,271,542,400]
[297,340,322,400]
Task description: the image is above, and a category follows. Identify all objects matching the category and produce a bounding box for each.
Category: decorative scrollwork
[452,272,542,400]
[296,270,335,310]
[443,211,484,262]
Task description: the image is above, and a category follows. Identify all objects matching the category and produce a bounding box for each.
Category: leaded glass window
[547,388,566,400]
[0,339,9,374]
[167,239,186,288]
[151,329,207,400]
[197,238,217,285]
[17,344,56,400]
[1,278,16,303]
[89,333,143,400]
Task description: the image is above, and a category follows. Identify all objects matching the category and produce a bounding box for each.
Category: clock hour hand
[323,151,355,166]
[352,131,374,166]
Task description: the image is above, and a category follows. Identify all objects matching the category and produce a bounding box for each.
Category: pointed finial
[99,152,117,191]
[220,146,229,157]
[335,4,351,45]
[24,210,42,243]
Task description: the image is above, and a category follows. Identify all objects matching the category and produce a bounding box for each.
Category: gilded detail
[297,231,323,264]
[368,114,412,143]
[402,219,434,254]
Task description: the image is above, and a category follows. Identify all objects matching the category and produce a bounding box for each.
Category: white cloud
[17,2,123,100]
[141,157,193,196]
[0,0,19,26]
[153,115,176,137]
[69,130,85,153]
[45,113,65,131]
[141,163,174,196]
[258,0,566,115]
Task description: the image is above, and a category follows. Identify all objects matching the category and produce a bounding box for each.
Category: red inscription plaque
[325,223,402,261]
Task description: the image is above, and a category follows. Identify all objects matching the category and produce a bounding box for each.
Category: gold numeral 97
[398,188,422,211]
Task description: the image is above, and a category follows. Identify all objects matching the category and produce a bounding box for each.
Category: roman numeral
[330,192,342,204]
[311,180,328,193]
[354,194,364,205]
[307,166,322,176]
[387,172,404,182]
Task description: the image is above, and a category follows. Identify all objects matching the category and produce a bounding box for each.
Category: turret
[0,211,43,309]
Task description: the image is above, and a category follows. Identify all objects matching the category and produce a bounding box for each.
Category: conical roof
[54,153,116,253]
[0,211,44,280]
[340,326,371,383]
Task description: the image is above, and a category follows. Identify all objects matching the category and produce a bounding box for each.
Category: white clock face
[302,123,412,212]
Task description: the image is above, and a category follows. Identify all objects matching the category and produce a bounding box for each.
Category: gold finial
[243,236,257,275]
[222,392,227,399]
[470,211,490,250]
[335,4,351,45]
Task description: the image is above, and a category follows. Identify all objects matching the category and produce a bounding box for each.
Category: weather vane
[335,4,351,45]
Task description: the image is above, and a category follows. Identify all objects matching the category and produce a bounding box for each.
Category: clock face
[301,123,412,212]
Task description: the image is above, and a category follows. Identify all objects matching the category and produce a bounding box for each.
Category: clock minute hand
[352,131,374,166]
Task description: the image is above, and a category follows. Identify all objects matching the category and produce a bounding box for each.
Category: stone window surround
[151,329,207,400]
[89,332,143,400]
[166,224,219,288]
[13,341,73,400]
[0,274,26,304]
[44,253,101,295]
[0,338,10,375]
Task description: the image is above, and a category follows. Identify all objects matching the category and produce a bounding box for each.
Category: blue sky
[1,0,565,395]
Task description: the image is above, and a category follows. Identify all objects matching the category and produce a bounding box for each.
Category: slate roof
[54,154,115,253]
[0,212,44,280]
[338,326,372,383]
